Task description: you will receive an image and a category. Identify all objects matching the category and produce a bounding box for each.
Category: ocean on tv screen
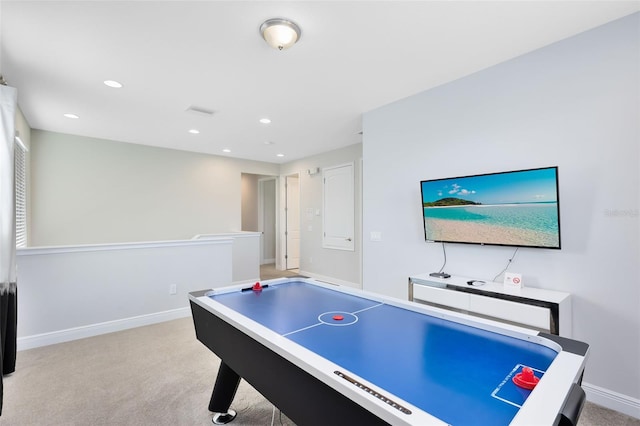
[423,202,560,247]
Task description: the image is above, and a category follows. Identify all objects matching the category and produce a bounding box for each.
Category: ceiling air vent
[185,105,215,116]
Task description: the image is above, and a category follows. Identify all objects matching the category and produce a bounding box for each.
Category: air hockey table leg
[209,361,240,424]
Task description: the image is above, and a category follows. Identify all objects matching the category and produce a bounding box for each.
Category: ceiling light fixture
[276,153,284,157]
[260,18,301,51]
[222,149,231,153]
[63,113,79,119]
[188,129,200,134]
[259,118,271,124]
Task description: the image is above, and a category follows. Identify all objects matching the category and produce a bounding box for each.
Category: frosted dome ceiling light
[260,18,301,50]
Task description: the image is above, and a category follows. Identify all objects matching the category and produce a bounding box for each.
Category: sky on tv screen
[421,168,558,206]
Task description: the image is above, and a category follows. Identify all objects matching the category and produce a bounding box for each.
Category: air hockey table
[189,278,589,426]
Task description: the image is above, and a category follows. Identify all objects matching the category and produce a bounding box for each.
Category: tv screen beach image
[421,168,560,248]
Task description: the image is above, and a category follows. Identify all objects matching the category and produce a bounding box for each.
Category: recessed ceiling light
[276,153,284,157]
[104,80,123,88]
[222,149,231,153]
[188,129,200,134]
[259,118,271,124]
[63,113,79,119]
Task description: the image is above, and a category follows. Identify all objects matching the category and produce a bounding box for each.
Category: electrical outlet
[169,284,177,295]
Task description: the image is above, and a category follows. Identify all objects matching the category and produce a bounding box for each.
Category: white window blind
[15,138,27,248]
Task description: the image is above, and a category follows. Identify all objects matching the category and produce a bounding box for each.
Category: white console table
[409,273,571,337]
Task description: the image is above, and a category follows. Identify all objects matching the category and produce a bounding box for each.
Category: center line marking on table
[283,323,323,337]
[353,303,384,314]
[282,303,385,337]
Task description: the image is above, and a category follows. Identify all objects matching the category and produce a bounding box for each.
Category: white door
[323,163,355,251]
[286,175,300,269]
[258,178,277,264]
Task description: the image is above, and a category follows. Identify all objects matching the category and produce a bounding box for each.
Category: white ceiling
[2,1,638,164]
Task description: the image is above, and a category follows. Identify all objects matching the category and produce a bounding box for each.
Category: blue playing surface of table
[209,281,558,425]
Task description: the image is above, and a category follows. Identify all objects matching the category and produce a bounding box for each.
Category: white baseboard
[583,382,640,419]
[298,270,361,289]
[17,307,192,351]
[261,258,276,265]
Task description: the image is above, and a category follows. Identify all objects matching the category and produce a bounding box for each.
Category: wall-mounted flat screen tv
[420,166,561,249]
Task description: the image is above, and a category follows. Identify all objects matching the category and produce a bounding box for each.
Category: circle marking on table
[318,311,358,326]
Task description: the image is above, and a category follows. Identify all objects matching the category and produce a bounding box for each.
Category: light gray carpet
[3,318,294,426]
[3,317,639,426]
[260,264,300,281]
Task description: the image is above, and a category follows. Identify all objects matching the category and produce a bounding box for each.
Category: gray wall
[280,143,362,286]
[241,173,260,232]
[26,130,361,283]
[30,130,279,245]
[363,13,639,406]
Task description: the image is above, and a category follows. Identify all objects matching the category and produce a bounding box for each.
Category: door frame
[278,172,300,271]
[258,177,277,265]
